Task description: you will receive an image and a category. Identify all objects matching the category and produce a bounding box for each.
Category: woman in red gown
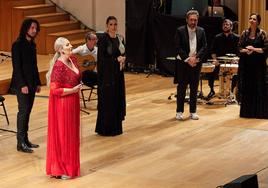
[46,37,82,179]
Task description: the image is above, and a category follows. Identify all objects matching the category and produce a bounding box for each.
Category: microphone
[0,53,11,58]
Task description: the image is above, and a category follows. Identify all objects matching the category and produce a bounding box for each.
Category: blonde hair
[46,37,68,86]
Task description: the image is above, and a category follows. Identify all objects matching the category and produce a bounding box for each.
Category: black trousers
[177,69,200,113]
[207,65,220,90]
[16,90,36,144]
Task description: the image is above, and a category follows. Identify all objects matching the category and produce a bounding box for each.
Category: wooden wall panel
[0,0,44,52]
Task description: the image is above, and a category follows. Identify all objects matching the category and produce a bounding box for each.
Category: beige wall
[47,0,125,37]
[238,0,267,34]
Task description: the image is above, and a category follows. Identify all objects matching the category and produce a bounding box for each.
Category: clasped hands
[117,55,126,64]
[241,45,255,55]
[187,55,199,67]
[117,55,126,70]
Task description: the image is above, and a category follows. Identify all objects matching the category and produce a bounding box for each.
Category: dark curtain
[126,0,223,74]
[126,0,155,69]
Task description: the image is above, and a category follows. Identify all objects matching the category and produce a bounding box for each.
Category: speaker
[223,174,258,188]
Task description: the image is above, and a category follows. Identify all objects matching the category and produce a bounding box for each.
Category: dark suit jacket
[174,25,207,83]
[10,37,41,92]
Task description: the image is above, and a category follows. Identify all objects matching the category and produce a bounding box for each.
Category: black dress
[95,33,126,136]
[238,28,268,119]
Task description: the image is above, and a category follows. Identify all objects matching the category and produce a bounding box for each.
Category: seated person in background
[72,31,98,86]
[72,31,97,60]
[206,19,239,99]
[205,0,238,21]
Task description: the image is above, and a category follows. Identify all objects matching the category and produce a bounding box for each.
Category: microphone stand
[146,50,159,78]
[211,0,214,17]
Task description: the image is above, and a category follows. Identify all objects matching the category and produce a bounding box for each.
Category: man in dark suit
[11,18,41,153]
[174,10,207,120]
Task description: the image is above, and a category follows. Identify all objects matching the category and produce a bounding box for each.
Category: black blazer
[174,25,207,83]
[10,37,41,92]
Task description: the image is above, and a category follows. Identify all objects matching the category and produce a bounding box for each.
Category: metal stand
[146,64,156,78]
[0,128,16,133]
[197,73,208,104]
[198,73,206,100]
[146,50,160,78]
[168,92,176,100]
[167,87,190,102]
[80,108,90,115]
[211,58,238,106]
[219,72,237,106]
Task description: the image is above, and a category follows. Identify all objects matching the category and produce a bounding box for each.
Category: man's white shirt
[187,25,197,57]
[72,44,98,61]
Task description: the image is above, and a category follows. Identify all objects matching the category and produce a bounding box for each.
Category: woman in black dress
[238,13,268,119]
[95,16,126,136]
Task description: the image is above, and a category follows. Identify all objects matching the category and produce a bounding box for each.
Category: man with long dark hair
[10,18,41,153]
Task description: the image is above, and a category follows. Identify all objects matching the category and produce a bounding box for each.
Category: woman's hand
[117,56,126,64]
[21,86,29,94]
[72,83,83,93]
[117,56,126,70]
[240,48,252,54]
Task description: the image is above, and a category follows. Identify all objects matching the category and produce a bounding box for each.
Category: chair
[81,70,98,108]
[0,95,9,125]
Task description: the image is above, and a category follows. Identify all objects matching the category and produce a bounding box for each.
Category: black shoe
[26,141,39,148]
[17,142,33,153]
[207,90,215,99]
[197,91,204,99]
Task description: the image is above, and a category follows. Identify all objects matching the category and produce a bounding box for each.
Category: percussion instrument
[217,56,239,62]
[219,74,231,97]
[206,55,239,105]
[220,63,238,74]
[219,64,238,97]
[165,57,176,60]
[201,63,215,73]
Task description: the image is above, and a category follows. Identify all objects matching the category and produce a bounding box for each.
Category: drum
[219,64,238,97]
[220,64,238,74]
[219,74,231,97]
[201,63,215,73]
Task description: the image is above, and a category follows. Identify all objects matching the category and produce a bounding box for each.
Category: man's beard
[223,29,231,34]
[26,32,36,40]
[189,24,196,29]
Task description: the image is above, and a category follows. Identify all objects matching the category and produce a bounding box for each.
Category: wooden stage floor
[0,52,51,94]
[1,67,268,187]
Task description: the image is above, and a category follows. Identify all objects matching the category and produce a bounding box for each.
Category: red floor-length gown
[46,56,81,178]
